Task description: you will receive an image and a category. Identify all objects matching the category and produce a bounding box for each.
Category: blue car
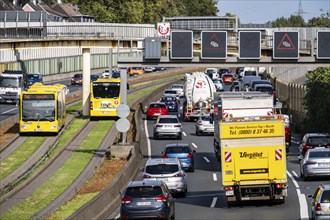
[160,95,179,112]
[161,143,196,172]
[27,73,43,86]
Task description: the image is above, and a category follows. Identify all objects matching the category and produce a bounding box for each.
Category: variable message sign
[170,31,193,59]
[273,31,299,59]
[239,31,261,59]
[317,30,330,59]
[201,31,227,59]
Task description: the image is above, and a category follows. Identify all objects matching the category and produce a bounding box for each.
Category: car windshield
[74,74,82,78]
[309,151,330,158]
[172,85,183,89]
[321,190,330,203]
[125,186,163,198]
[149,103,166,108]
[308,137,330,145]
[161,97,175,101]
[146,164,179,174]
[255,86,273,93]
[159,118,179,123]
[166,147,189,154]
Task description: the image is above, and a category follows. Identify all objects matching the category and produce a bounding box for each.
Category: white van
[240,67,258,78]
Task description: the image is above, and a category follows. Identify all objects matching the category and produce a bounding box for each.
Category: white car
[170,84,184,97]
[213,78,224,91]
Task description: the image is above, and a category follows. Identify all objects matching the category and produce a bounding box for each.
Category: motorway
[111,86,328,220]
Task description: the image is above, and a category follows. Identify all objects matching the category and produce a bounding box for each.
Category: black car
[299,133,330,160]
[120,180,175,220]
[90,74,100,82]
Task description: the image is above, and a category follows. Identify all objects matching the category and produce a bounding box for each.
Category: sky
[217,0,330,23]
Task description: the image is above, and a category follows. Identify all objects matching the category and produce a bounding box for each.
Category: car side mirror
[193,150,196,153]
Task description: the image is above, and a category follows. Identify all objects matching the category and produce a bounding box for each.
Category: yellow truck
[220,116,288,205]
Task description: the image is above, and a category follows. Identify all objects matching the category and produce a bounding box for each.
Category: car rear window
[255,86,273,93]
[159,118,179,123]
[309,151,330,158]
[146,164,179,174]
[164,90,177,94]
[125,186,163,198]
[244,71,257,76]
[321,190,330,203]
[201,116,211,121]
[172,85,183,89]
[166,147,189,154]
[308,137,330,145]
[162,97,175,101]
[150,104,166,108]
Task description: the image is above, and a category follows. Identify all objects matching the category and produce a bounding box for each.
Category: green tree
[307,17,330,27]
[303,67,330,133]
[272,15,306,27]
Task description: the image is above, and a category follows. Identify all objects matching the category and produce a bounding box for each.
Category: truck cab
[0,70,25,104]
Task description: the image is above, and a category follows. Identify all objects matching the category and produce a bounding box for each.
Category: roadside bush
[303,67,330,133]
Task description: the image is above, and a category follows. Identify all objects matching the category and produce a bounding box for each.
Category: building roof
[38,3,67,18]
[0,0,23,11]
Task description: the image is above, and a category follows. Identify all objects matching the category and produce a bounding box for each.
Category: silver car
[300,148,330,181]
[195,114,214,136]
[308,184,330,220]
[213,78,224,92]
[143,158,187,196]
[171,84,184,97]
[153,115,182,140]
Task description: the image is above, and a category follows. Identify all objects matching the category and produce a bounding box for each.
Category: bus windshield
[0,77,20,89]
[22,95,55,121]
[92,82,120,98]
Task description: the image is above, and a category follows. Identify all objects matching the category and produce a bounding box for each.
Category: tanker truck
[183,72,216,121]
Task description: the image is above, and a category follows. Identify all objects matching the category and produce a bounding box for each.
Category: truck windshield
[92,82,120,98]
[0,77,20,88]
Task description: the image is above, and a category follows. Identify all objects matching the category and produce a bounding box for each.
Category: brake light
[315,203,322,212]
[90,102,93,110]
[121,197,132,204]
[156,125,163,127]
[174,124,181,127]
[275,183,286,189]
[155,195,167,202]
[197,122,202,125]
[306,161,317,165]
[188,153,193,158]
[174,173,184,177]
[223,186,233,191]
[303,145,313,150]
[326,145,330,148]
[143,174,152,178]
[272,92,276,97]
[162,154,168,158]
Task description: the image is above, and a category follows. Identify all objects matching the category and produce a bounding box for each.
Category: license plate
[315,147,324,149]
[154,113,160,116]
[225,191,234,196]
[157,178,168,181]
[319,163,330,166]
[137,202,151,206]
[164,125,172,128]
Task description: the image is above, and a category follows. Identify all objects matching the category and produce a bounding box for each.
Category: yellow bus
[90,78,121,117]
[19,83,66,134]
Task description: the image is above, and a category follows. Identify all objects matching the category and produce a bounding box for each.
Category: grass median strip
[1,120,112,219]
[0,137,46,181]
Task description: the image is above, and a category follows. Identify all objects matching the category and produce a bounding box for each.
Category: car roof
[161,94,177,98]
[304,133,330,137]
[165,143,190,148]
[149,101,166,105]
[158,115,178,119]
[128,180,163,187]
[255,84,273,88]
[146,158,180,166]
[171,84,183,87]
[307,148,330,153]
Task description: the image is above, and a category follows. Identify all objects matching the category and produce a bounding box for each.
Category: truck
[183,72,216,121]
[213,91,276,160]
[219,117,287,205]
[0,70,26,104]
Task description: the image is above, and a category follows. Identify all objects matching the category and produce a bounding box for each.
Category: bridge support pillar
[82,48,91,116]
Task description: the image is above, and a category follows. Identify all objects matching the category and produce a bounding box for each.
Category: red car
[71,73,83,85]
[146,102,168,120]
[222,73,234,84]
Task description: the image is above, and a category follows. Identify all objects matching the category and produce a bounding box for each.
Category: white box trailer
[213,91,276,160]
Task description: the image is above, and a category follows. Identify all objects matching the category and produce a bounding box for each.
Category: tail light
[223,186,233,191]
[90,102,93,110]
[272,92,276,97]
[306,161,317,165]
[155,195,167,202]
[174,173,185,177]
[188,153,193,158]
[197,122,202,125]
[143,174,152,178]
[156,125,163,128]
[162,154,168,158]
[174,124,181,127]
[173,101,178,105]
[326,145,330,148]
[121,197,132,204]
[303,145,313,150]
[315,203,322,212]
[275,183,286,189]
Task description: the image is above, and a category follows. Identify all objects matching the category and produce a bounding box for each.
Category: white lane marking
[287,170,309,220]
[292,170,299,178]
[192,143,198,148]
[1,108,17,115]
[210,197,217,208]
[144,119,151,158]
[213,173,218,181]
[203,157,210,163]
[292,140,299,144]
[182,131,187,136]
[186,193,223,198]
